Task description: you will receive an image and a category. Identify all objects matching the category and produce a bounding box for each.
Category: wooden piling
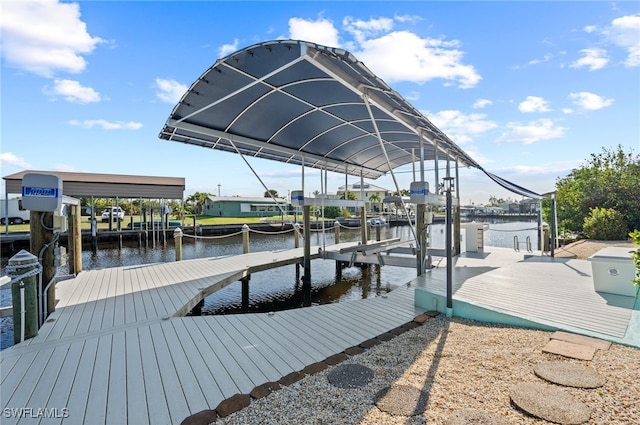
[242,224,250,254]
[29,210,56,321]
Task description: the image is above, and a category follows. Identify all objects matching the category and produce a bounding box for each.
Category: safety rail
[513,235,532,252]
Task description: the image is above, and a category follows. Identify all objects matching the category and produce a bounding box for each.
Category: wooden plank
[200,316,282,384]
[148,322,190,425]
[64,337,99,423]
[124,328,149,425]
[169,320,227,405]
[241,311,328,362]
[190,318,258,394]
[41,340,85,425]
[231,314,308,372]
[218,315,297,376]
[175,318,241,399]
[0,350,40,413]
[84,334,112,425]
[268,310,345,358]
[72,270,105,336]
[112,266,126,327]
[137,325,170,425]
[123,267,138,325]
[89,268,113,332]
[158,320,209,414]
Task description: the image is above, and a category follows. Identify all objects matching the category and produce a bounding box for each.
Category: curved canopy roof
[159,39,481,180]
[159,39,541,199]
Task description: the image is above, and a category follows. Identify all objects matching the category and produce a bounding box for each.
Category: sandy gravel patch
[218,316,640,425]
[554,239,634,260]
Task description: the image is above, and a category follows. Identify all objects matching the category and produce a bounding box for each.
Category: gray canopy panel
[159,39,481,179]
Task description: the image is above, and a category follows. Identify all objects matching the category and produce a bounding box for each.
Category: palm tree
[369,192,381,213]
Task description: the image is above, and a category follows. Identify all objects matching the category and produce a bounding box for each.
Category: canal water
[0,220,538,349]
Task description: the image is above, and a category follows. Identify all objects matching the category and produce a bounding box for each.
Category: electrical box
[53,213,68,233]
[409,181,429,204]
[290,190,304,206]
[21,173,63,212]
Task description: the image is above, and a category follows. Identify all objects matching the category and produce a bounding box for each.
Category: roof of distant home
[2,170,185,199]
[159,39,541,199]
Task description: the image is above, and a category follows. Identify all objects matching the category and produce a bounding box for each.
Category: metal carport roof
[159,39,541,198]
[3,170,185,199]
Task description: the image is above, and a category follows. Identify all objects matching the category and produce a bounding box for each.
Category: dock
[1,242,425,424]
[414,247,640,348]
[2,245,638,424]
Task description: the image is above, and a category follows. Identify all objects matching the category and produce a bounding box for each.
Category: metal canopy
[159,39,482,180]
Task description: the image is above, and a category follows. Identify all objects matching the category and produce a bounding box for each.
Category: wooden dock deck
[1,243,425,424]
[414,247,640,348]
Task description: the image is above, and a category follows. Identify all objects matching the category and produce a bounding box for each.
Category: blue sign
[22,187,60,198]
[21,173,63,211]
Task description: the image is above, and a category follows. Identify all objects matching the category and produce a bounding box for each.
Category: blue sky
[1,1,639,205]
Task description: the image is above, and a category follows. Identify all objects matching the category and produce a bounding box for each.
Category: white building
[337,182,391,213]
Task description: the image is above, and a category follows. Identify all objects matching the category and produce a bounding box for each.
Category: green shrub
[630,230,640,287]
[583,207,628,240]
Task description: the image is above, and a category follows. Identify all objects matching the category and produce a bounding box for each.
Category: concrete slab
[542,339,597,361]
[551,331,612,351]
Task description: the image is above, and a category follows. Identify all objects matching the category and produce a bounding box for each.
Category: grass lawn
[1,215,298,233]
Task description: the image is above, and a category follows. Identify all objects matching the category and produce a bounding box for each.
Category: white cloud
[528,53,553,65]
[570,48,608,71]
[0,0,103,77]
[0,152,31,168]
[68,119,143,130]
[343,16,394,43]
[354,31,481,88]
[287,16,480,88]
[519,96,551,113]
[43,79,101,103]
[473,99,492,109]
[496,119,566,144]
[155,78,187,104]
[427,110,497,144]
[288,17,340,47]
[605,14,640,67]
[568,92,614,111]
[394,14,423,25]
[219,39,239,58]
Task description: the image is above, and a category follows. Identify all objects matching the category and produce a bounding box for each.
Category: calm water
[1,221,538,349]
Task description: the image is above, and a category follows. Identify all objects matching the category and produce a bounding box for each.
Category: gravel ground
[218,316,639,425]
[554,239,634,260]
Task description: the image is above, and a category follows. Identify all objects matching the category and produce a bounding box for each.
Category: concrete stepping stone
[542,339,597,360]
[374,384,428,416]
[551,331,611,351]
[534,361,606,388]
[510,382,591,424]
[327,364,374,389]
[446,408,510,424]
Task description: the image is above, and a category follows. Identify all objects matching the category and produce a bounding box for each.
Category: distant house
[519,198,539,214]
[203,196,289,217]
[337,182,391,213]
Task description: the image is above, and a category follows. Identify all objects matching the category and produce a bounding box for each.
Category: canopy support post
[362,91,418,245]
[227,139,289,219]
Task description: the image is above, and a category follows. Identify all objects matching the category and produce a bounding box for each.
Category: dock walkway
[1,243,425,424]
[414,247,640,348]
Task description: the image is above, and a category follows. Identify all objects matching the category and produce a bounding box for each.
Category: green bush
[630,230,640,287]
[583,207,628,240]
